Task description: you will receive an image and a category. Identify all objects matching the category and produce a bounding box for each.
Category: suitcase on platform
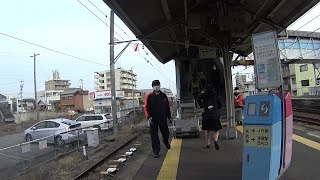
[235,108,243,125]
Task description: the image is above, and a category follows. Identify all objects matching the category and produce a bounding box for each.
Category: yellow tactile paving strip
[292,134,320,151]
[157,138,182,180]
[156,124,320,180]
[236,125,320,151]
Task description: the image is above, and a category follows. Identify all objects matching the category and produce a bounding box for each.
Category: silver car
[24,118,84,146]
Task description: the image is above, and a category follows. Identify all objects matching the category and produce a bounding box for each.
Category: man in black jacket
[144,80,171,158]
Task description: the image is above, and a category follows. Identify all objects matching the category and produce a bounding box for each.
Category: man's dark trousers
[149,118,170,154]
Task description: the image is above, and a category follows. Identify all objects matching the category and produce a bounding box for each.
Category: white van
[75,114,113,131]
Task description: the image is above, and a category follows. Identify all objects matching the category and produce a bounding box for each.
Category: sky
[0,0,176,98]
[0,1,319,98]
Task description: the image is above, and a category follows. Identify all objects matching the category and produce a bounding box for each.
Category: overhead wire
[288,2,320,28]
[0,32,106,66]
[100,6,170,81]
[0,81,20,86]
[281,12,320,50]
[295,13,320,31]
[84,0,173,79]
[80,0,176,86]
[281,26,320,62]
[76,0,109,28]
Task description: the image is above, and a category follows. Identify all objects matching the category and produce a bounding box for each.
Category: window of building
[300,64,308,72]
[301,80,310,87]
[292,78,296,84]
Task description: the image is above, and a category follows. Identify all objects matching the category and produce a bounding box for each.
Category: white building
[94,68,137,97]
[37,90,63,110]
[235,73,247,91]
[244,81,256,97]
[243,81,270,97]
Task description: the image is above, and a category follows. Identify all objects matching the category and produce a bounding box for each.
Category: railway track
[293,115,320,126]
[293,108,320,126]
[73,134,139,180]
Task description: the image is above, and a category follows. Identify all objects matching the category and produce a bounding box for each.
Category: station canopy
[103,0,319,64]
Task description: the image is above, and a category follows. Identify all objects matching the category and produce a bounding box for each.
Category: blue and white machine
[242,94,282,180]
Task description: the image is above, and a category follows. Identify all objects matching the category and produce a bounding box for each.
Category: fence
[291,87,320,96]
[0,113,144,179]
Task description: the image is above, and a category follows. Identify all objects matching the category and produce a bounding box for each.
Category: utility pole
[44,81,48,114]
[31,53,40,121]
[131,67,135,118]
[80,79,84,89]
[110,11,118,133]
[19,80,24,112]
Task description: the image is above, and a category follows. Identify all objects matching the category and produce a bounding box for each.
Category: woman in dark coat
[198,84,222,150]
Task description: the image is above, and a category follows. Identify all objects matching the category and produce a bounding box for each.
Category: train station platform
[130,124,320,180]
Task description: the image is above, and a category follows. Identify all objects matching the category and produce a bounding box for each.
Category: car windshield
[104,114,112,119]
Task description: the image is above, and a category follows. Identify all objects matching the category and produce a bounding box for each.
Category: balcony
[289,65,296,75]
[55,82,71,86]
[283,84,289,91]
[282,71,290,78]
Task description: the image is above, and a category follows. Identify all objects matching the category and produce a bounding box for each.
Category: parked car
[24,118,84,146]
[74,114,113,131]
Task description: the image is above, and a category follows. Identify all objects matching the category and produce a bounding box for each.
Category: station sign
[198,47,216,58]
[89,90,125,100]
[244,125,271,148]
[252,31,282,89]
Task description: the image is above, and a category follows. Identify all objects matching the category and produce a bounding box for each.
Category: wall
[14,111,68,124]
[60,96,74,111]
[74,93,84,111]
[82,95,93,110]
[295,64,318,95]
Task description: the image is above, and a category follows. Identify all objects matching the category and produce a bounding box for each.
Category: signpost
[250,30,292,178]
[252,31,282,89]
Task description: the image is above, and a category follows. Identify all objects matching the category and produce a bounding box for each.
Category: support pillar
[222,42,237,139]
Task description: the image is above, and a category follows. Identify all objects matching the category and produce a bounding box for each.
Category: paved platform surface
[132,125,320,180]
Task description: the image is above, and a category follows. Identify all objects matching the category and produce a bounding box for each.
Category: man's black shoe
[165,142,171,149]
[154,153,160,158]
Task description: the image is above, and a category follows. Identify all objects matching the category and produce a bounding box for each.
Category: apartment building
[283,63,320,96]
[45,70,71,91]
[94,68,137,97]
[38,71,71,110]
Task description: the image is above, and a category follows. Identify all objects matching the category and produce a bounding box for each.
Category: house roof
[61,88,88,96]
[0,93,7,101]
[22,98,35,102]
